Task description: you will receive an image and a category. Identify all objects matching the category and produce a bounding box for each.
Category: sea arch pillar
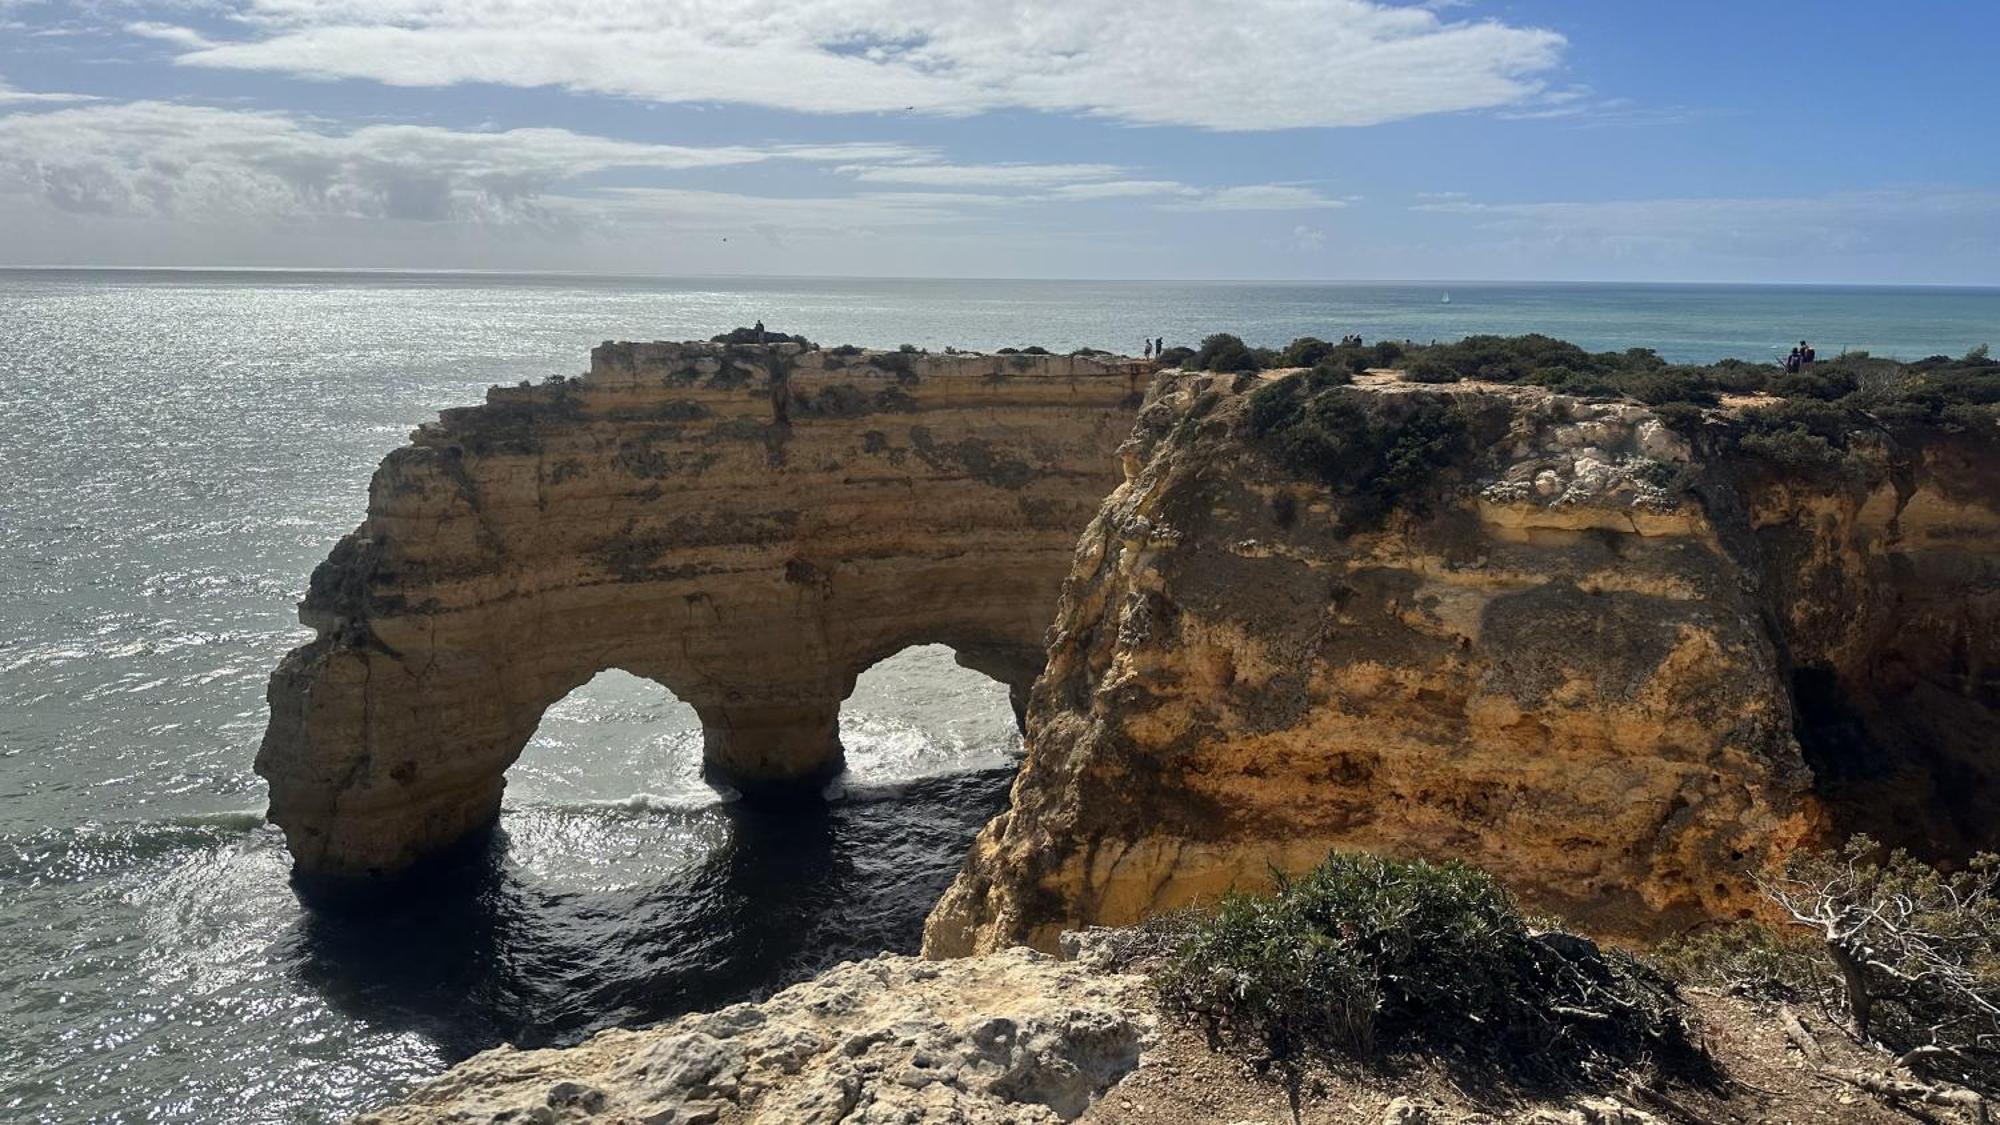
[256,339,1144,890]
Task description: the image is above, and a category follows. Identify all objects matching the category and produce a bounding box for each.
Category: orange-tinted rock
[258,342,1146,887]
[925,372,2000,954]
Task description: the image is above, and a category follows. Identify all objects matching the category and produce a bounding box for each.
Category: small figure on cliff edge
[1801,340,1817,368]
[1143,339,1154,359]
[1154,336,1164,357]
[754,320,766,345]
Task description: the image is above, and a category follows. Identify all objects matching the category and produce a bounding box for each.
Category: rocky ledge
[926,369,2000,953]
[353,947,1153,1125]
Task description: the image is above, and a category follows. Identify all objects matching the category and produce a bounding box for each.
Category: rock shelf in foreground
[352,948,1153,1125]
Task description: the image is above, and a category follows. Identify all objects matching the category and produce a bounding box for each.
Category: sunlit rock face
[258,341,1147,887]
[350,947,1152,1125]
[925,371,2000,955]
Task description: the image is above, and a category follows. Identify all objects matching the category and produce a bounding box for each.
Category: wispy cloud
[835,162,1127,188]
[0,102,928,224]
[1046,180,1196,201]
[143,0,1566,131]
[1165,184,1349,211]
[124,21,214,49]
[0,76,97,106]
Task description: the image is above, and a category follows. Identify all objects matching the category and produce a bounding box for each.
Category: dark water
[1,271,1995,1123]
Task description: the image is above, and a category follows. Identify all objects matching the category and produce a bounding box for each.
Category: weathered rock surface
[260,342,1145,885]
[351,947,1153,1124]
[926,371,2000,954]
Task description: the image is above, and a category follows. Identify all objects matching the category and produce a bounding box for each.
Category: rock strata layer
[926,371,2000,953]
[351,948,1153,1124]
[259,342,1144,885]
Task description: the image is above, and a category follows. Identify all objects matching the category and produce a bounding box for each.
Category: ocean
[1,270,1995,1123]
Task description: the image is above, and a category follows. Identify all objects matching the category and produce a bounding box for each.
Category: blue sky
[1,0,1994,282]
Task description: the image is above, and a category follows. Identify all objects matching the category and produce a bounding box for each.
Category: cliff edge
[927,368,2000,954]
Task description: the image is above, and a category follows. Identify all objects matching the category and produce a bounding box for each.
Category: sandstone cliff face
[925,372,2000,954]
[260,342,1144,885]
[352,947,1153,1125]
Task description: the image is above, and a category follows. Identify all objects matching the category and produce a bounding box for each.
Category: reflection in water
[287,769,1012,1060]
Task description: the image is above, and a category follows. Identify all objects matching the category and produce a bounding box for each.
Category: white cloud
[836,161,1126,188]
[0,76,97,106]
[124,20,215,49]
[0,102,928,223]
[1047,179,1196,201]
[151,0,1566,131]
[576,186,1010,234]
[1166,184,1348,211]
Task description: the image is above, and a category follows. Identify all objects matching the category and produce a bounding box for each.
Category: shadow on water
[284,769,1013,1061]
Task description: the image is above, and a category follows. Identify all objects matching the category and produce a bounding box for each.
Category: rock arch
[258,341,1147,888]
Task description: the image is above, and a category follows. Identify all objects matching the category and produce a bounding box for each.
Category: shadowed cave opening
[1791,663,2000,861]
[292,649,1022,1057]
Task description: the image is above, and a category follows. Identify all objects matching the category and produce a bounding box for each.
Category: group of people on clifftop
[1785,340,1817,373]
[1141,336,1166,358]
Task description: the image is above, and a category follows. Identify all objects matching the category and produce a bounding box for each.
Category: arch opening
[832,644,1025,792]
[500,669,730,889]
[508,669,708,809]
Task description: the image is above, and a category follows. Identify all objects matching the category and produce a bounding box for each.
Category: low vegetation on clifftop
[1192,331,2000,477]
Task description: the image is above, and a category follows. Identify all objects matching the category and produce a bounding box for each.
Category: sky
[0,0,1995,283]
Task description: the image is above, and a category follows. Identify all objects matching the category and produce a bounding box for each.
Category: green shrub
[1771,368,1860,401]
[1277,337,1335,368]
[1154,852,1698,1086]
[1737,426,1844,469]
[1193,333,1263,373]
[1624,368,1721,406]
[1653,921,1825,998]
[1245,377,1471,529]
[711,326,814,348]
[1404,358,1459,384]
[1156,346,1196,368]
[1306,359,1354,387]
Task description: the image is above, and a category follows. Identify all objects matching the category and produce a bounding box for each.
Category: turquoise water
[0,271,1995,1124]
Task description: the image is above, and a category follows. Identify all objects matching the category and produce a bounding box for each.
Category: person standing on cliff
[1143,339,1153,358]
[1154,336,1164,357]
[754,320,766,345]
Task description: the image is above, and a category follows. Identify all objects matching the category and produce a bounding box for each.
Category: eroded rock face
[259,342,1145,885]
[925,372,2000,954]
[350,947,1154,1125]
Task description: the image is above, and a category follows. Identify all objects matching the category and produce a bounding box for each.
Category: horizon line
[1,265,1997,291]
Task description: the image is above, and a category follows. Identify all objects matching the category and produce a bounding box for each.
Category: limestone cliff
[259,341,1145,886]
[351,947,1153,1124]
[926,371,2000,954]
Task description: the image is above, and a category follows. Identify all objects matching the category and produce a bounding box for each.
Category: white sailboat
[1440,291,1452,304]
